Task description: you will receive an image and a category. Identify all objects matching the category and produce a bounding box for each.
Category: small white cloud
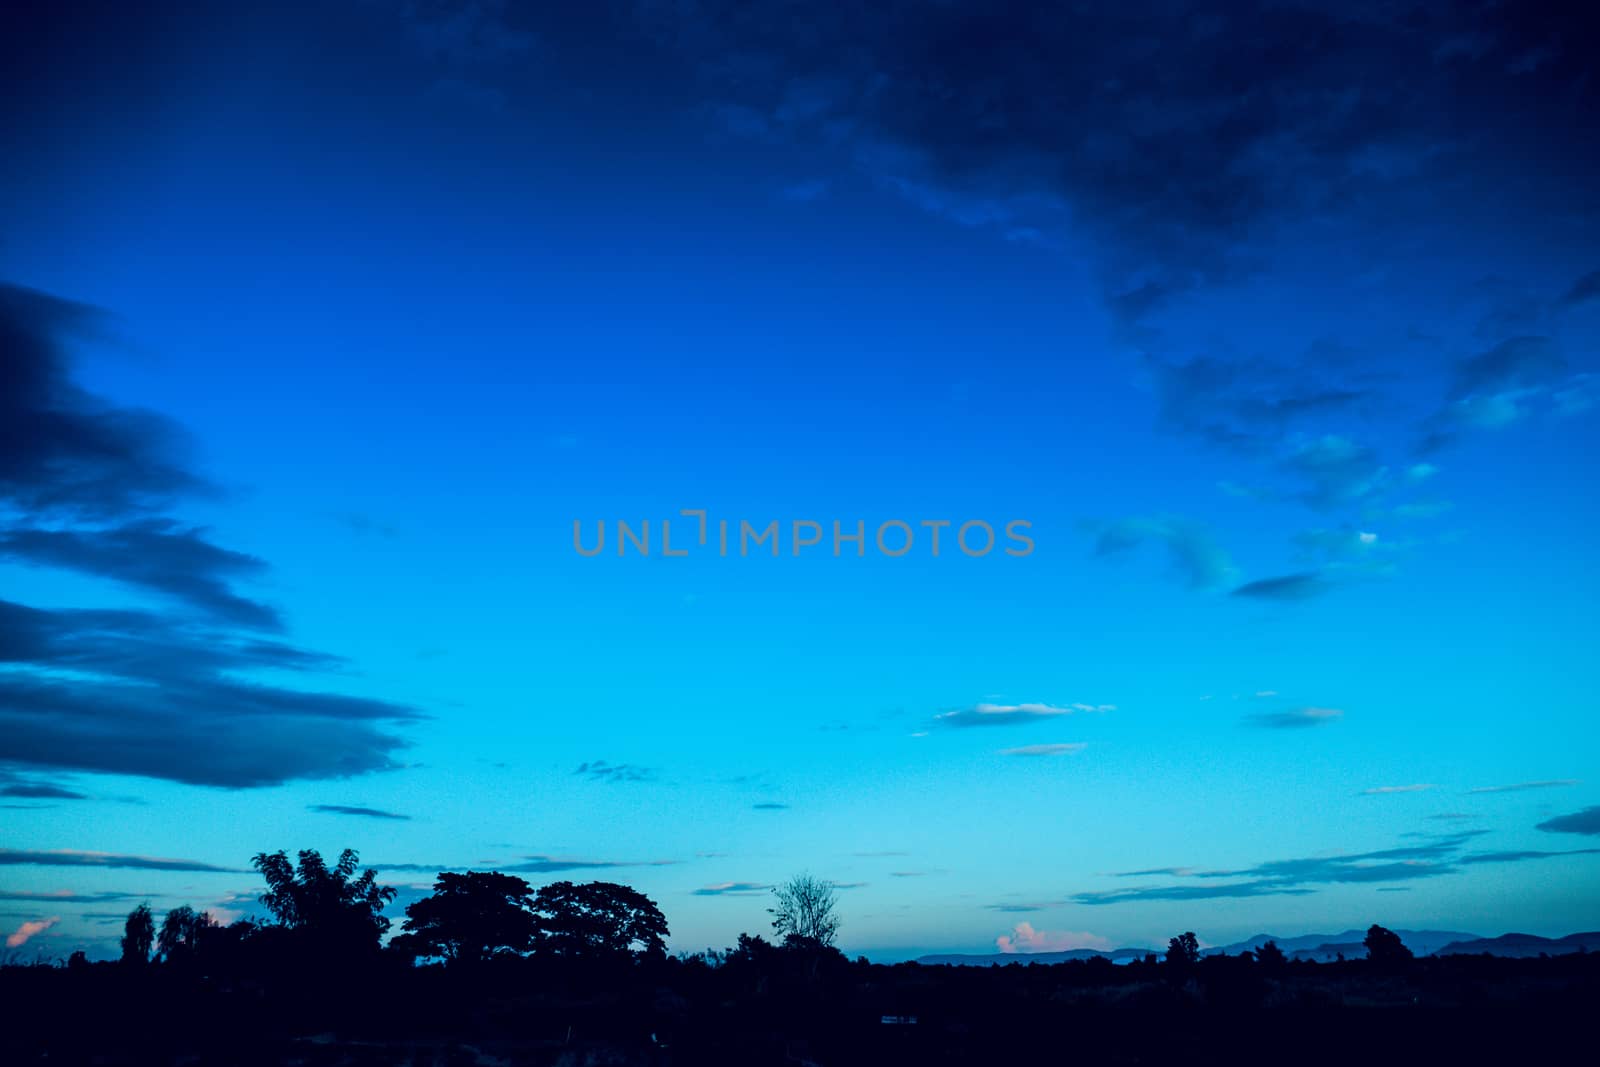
[936,702,1110,728]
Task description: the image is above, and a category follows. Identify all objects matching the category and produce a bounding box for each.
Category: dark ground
[4,950,1596,1065]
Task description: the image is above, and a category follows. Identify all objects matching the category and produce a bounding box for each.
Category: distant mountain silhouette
[1208,929,1480,960]
[914,929,1597,966]
[1432,931,1600,958]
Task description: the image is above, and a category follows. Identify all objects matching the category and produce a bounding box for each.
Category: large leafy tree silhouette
[531,880,668,960]
[252,848,395,956]
[392,871,540,964]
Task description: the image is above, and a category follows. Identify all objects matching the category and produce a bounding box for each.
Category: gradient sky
[2,1,1598,962]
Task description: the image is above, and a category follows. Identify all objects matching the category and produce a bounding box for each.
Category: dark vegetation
[3,849,1595,1065]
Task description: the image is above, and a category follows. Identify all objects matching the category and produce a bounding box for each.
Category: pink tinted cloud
[6,916,61,948]
[996,922,1111,954]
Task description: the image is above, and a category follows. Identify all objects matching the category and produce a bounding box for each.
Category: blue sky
[2,1,1598,961]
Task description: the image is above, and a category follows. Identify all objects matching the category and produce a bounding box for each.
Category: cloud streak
[1537,807,1600,837]
[6,916,60,948]
[1076,831,1599,904]
[1244,707,1343,729]
[308,804,411,820]
[1469,779,1580,795]
[1359,784,1437,796]
[0,849,239,873]
[937,703,1112,728]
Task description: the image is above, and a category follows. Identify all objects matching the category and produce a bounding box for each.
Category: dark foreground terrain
[5,949,1596,1066]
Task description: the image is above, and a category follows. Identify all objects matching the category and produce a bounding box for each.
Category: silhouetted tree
[769,873,839,948]
[1167,931,1201,968]
[67,950,88,969]
[726,931,780,969]
[393,871,539,964]
[1254,939,1287,970]
[251,848,395,956]
[157,906,216,965]
[120,903,155,966]
[1364,924,1413,967]
[531,880,669,960]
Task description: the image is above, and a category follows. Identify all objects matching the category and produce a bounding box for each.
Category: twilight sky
[2,1,1598,961]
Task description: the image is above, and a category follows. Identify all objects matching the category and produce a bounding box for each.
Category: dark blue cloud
[0,284,422,789]
[1077,830,1599,904]
[309,804,412,821]
[1232,573,1332,601]
[0,849,239,873]
[1537,807,1600,836]
[0,521,280,630]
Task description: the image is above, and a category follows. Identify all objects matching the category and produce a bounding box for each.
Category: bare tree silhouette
[769,874,840,948]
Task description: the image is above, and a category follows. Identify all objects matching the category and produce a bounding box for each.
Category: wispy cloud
[999,743,1087,757]
[0,849,239,873]
[0,890,148,904]
[937,702,1112,728]
[575,760,655,784]
[1232,573,1332,601]
[752,802,789,811]
[1084,516,1235,589]
[0,771,85,801]
[1074,831,1599,904]
[308,804,411,820]
[1359,784,1437,796]
[1244,707,1343,729]
[6,917,59,948]
[506,854,680,874]
[692,881,770,897]
[1468,779,1580,794]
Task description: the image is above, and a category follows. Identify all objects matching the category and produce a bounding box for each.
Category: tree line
[114,848,844,971]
